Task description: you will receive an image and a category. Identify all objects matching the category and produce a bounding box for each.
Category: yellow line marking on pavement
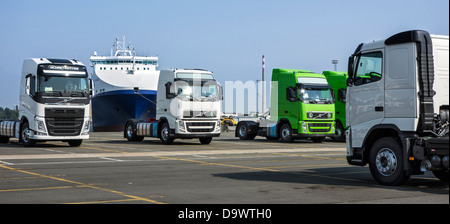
[64,198,141,204]
[0,186,84,192]
[152,155,367,184]
[79,146,128,153]
[152,156,280,172]
[257,163,349,170]
[0,164,165,204]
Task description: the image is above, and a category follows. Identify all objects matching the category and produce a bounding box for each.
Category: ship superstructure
[90,36,160,131]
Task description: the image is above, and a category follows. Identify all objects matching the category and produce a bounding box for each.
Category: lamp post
[332,60,338,71]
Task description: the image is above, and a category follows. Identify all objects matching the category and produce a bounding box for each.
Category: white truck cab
[0,58,92,147]
[346,30,449,185]
[125,69,222,144]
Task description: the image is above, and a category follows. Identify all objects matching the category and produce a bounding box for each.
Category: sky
[0,0,448,110]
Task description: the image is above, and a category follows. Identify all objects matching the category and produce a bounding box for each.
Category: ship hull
[92,90,157,132]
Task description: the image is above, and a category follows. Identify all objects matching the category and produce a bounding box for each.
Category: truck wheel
[160,122,174,144]
[237,123,256,140]
[68,140,83,147]
[0,136,9,144]
[280,123,293,143]
[311,137,325,143]
[125,122,144,142]
[369,137,410,185]
[199,137,213,144]
[20,121,36,147]
[432,170,449,182]
[331,122,346,142]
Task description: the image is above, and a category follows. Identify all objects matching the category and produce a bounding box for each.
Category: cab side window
[354,52,383,86]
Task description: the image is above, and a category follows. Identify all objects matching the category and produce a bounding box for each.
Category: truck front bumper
[31,133,89,141]
[171,133,221,138]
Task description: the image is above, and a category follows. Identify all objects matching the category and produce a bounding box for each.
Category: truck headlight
[302,122,307,133]
[84,119,91,132]
[37,120,46,132]
[215,120,221,132]
[178,120,186,132]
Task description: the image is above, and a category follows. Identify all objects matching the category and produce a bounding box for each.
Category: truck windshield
[174,81,221,102]
[36,64,89,97]
[38,75,89,97]
[299,88,333,104]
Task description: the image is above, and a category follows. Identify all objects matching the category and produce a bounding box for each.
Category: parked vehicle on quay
[346,30,449,185]
[0,58,92,147]
[124,69,222,144]
[323,71,348,142]
[236,68,335,143]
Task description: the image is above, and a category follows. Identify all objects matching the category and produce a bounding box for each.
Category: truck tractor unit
[236,68,335,143]
[346,30,449,185]
[124,69,222,144]
[323,71,348,142]
[0,58,92,147]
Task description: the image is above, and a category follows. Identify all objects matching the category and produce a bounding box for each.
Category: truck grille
[307,111,333,119]
[308,123,332,133]
[183,111,217,118]
[45,108,84,136]
[186,122,215,133]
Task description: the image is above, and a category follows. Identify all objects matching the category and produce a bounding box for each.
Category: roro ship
[90,37,159,132]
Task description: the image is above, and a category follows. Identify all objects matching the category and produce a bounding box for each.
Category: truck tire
[20,121,36,147]
[68,140,83,147]
[160,122,174,144]
[199,137,213,144]
[331,122,346,142]
[280,123,294,143]
[125,122,144,142]
[369,137,410,185]
[237,123,256,140]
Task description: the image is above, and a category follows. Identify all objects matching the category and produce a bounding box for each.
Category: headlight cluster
[35,119,47,135]
[302,122,307,133]
[81,118,91,135]
[178,120,186,132]
[215,120,221,132]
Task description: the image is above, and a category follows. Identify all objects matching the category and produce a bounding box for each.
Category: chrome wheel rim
[22,127,31,143]
[376,148,398,176]
[161,127,169,140]
[281,127,290,139]
[126,124,133,138]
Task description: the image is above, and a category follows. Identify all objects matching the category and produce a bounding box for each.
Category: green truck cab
[236,68,335,143]
[322,71,348,142]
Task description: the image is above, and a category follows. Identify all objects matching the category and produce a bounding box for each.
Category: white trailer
[124,69,222,144]
[0,58,92,147]
[346,30,449,185]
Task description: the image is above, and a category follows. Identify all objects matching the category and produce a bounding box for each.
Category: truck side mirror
[89,78,94,96]
[338,88,346,103]
[165,82,175,99]
[286,87,298,102]
[330,89,336,103]
[219,85,223,100]
[346,78,353,87]
[25,74,36,97]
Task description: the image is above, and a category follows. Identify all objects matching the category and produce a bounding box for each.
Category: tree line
[0,107,19,120]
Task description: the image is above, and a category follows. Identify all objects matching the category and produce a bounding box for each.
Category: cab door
[347,49,385,148]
